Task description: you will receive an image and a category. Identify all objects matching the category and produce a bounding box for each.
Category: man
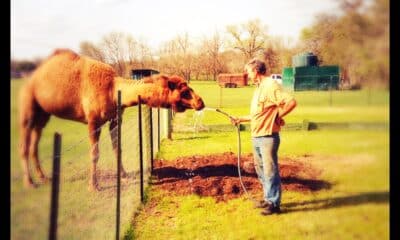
[231,59,297,215]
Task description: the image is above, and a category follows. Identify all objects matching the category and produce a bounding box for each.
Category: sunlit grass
[11,79,144,240]
[132,129,389,240]
[11,79,389,240]
[130,80,389,240]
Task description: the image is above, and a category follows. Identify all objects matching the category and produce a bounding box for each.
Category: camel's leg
[19,85,36,188]
[88,121,101,191]
[30,112,50,183]
[109,118,127,178]
[19,121,35,188]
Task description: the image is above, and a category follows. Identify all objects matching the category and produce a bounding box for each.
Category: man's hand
[230,117,241,126]
[275,117,285,126]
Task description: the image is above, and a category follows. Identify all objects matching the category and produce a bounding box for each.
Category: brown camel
[19,49,205,191]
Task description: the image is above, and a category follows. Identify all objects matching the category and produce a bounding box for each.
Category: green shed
[292,52,318,67]
[282,67,294,90]
[282,65,340,91]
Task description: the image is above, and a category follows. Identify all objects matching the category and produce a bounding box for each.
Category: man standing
[232,59,297,215]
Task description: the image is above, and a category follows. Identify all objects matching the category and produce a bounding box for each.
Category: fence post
[168,109,172,139]
[302,119,310,131]
[138,96,144,203]
[149,107,153,174]
[49,132,61,240]
[329,75,333,106]
[219,85,222,109]
[116,91,122,240]
[157,108,160,153]
[367,86,371,105]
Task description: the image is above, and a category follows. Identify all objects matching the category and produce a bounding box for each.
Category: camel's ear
[168,76,186,90]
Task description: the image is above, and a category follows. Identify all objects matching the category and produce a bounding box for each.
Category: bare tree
[262,47,280,75]
[126,35,138,66]
[158,33,194,81]
[101,32,126,76]
[201,32,225,80]
[79,41,105,62]
[226,18,269,60]
[80,32,154,77]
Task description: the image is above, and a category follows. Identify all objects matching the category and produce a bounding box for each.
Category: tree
[262,47,280,75]
[80,32,153,78]
[226,18,269,60]
[158,33,194,81]
[299,0,389,88]
[199,32,226,80]
[101,32,127,76]
[79,41,105,62]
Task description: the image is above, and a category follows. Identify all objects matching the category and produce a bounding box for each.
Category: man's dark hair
[246,58,267,75]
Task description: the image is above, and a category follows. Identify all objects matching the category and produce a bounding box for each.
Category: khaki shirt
[250,77,294,137]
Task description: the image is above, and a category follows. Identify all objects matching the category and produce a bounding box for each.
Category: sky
[11,0,342,60]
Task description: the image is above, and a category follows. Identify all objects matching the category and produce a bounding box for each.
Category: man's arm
[231,115,251,126]
[278,99,297,118]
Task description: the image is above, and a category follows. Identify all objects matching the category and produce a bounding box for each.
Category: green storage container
[282,65,340,91]
[292,52,318,67]
[282,67,294,90]
[294,66,319,76]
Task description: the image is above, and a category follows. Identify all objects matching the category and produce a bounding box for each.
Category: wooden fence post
[49,133,61,240]
[116,91,122,240]
[138,96,144,203]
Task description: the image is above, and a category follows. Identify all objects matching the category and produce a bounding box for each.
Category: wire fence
[43,96,170,240]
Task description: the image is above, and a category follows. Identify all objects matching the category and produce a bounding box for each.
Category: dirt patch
[152,152,331,202]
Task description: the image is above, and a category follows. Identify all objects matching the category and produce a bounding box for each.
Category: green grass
[11,79,146,240]
[130,80,389,240]
[177,81,389,126]
[132,129,389,240]
[11,79,389,240]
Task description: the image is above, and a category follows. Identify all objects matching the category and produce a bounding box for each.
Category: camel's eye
[180,90,192,99]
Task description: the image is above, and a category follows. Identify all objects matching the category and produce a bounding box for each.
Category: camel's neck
[114,77,167,108]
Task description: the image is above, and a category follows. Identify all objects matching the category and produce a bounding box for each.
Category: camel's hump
[49,48,80,58]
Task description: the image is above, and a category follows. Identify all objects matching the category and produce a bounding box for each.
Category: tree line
[11,0,388,89]
[300,0,389,89]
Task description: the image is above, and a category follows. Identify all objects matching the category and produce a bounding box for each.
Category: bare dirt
[152,152,331,202]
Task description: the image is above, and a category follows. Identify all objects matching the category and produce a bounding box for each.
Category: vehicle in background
[270,74,282,84]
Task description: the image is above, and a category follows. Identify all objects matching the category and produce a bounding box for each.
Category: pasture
[131,81,389,239]
[10,79,389,239]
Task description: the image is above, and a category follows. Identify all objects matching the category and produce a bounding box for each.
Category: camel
[19,49,205,191]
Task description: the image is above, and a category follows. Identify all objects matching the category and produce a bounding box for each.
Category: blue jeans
[252,133,281,207]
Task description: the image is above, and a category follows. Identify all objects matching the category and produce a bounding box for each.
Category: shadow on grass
[281,191,389,214]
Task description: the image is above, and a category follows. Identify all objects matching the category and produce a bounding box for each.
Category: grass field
[131,81,389,240]
[11,79,148,239]
[10,79,389,239]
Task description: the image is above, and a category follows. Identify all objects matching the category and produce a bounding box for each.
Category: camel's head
[157,75,205,112]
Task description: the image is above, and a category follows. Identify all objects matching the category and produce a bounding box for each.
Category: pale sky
[11,0,342,60]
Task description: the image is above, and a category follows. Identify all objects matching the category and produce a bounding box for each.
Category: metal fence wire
[45,98,169,240]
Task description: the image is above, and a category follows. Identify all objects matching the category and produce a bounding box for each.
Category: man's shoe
[261,205,281,215]
[255,200,271,208]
